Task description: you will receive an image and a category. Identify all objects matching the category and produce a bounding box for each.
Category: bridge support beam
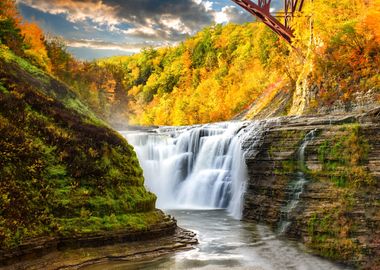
[231,0,305,44]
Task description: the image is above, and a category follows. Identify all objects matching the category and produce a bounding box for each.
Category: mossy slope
[0,46,161,251]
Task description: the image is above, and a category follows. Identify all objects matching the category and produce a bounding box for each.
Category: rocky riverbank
[1,225,197,270]
[242,107,380,269]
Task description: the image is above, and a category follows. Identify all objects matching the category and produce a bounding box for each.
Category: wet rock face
[242,108,380,269]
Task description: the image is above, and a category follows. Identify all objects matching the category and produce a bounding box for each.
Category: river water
[86,209,348,270]
[106,123,351,270]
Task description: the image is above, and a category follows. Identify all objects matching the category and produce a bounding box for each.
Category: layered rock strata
[243,107,380,269]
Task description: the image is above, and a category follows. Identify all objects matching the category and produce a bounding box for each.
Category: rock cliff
[243,107,380,269]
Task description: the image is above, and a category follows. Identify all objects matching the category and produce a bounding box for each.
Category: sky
[16,0,282,60]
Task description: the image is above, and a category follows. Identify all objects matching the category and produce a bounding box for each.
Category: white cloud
[192,0,213,11]
[19,0,121,25]
[124,26,158,37]
[67,38,143,53]
[203,1,213,11]
[213,5,253,24]
[160,15,192,34]
[214,9,229,24]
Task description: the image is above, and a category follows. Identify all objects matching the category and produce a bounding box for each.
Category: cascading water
[84,125,347,270]
[278,129,317,234]
[120,122,259,219]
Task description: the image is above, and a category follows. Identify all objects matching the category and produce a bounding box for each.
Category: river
[85,209,349,270]
[92,123,352,270]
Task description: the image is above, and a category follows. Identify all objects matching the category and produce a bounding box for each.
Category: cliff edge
[243,108,380,269]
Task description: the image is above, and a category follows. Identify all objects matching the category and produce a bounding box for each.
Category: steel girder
[231,0,305,43]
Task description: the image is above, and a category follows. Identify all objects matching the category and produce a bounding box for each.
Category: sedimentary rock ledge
[1,227,197,270]
[242,107,380,269]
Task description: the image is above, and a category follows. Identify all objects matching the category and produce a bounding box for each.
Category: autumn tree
[0,0,24,55]
[20,21,51,71]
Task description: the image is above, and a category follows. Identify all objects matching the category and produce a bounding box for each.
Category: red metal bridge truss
[231,0,305,43]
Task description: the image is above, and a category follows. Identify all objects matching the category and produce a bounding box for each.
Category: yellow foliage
[82,1,379,125]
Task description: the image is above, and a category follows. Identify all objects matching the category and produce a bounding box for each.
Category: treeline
[294,0,380,111]
[102,24,286,125]
[1,0,379,126]
[101,0,379,125]
[0,0,128,121]
[0,0,50,70]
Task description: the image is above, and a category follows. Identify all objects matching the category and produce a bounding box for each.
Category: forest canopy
[1,0,379,126]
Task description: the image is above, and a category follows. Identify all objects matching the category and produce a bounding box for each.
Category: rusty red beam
[231,0,305,44]
[284,0,305,28]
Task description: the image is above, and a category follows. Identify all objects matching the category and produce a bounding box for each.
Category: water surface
[85,209,349,270]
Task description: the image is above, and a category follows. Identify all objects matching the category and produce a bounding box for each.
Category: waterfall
[278,129,317,234]
[120,122,261,219]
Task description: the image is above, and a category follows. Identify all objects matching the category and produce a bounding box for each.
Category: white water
[120,121,259,219]
[106,125,351,270]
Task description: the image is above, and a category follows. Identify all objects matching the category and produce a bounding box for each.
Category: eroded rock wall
[243,108,380,269]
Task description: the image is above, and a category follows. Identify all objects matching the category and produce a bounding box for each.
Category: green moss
[0,47,163,250]
[280,160,298,174]
[316,123,374,188]
[46,165,67,179]
[266,125,373,264]
[0,45,49,84]
[63,97,106,127]
[0,81,8,93]
[85,187,156,217]
[57,210,165,236]
[306,201,361,262]
[0,46,106,128]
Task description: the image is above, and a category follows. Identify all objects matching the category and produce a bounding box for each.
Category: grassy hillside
[0,45,162,250]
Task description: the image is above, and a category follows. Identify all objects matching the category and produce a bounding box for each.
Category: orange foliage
[358,0,380,44]
[20,22,45,51]
[0,0,19,21]
[20,21,51,71]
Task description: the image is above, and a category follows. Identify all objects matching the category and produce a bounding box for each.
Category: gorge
[0,0,379,269]
[111,107,379,269]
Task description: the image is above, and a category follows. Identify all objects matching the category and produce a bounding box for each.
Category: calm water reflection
[84,209,350,270]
